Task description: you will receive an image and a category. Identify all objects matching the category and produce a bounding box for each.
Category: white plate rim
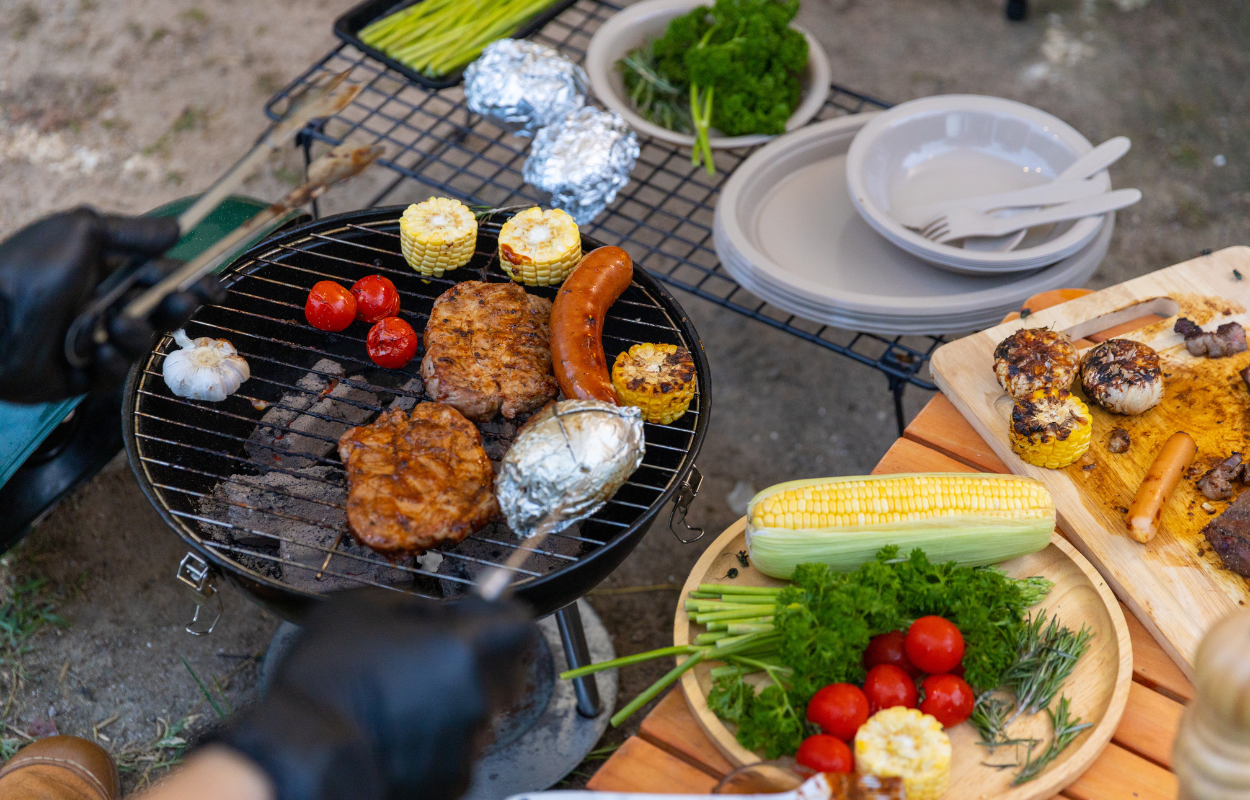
[584,0,832,149]
[712,113,1112,323]
[845,94,1109,269]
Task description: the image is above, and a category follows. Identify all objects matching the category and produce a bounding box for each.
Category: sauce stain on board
[1068,328,1250,590]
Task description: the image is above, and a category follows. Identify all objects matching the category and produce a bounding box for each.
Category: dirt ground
[0,0,1247,794]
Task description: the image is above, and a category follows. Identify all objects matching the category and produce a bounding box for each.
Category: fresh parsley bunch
[618,0,809,173]
[707,547,1054,758]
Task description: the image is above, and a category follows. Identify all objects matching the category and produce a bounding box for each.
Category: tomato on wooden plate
[352,274,401,323]
[863,630,920,678]
[795,734,853,774]
[807,683,869,741]
[863,664,917,714]
[305,280,357,332]
[919,674,975,727]
[366,317,418,369]
[905,616,965,675]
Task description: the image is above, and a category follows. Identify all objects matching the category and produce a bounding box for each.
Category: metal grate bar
[262,3,943,396]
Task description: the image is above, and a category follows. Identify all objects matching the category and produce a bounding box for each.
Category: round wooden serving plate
[674,519,1133,800]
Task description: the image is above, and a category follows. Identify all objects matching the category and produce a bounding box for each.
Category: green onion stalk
[358,0,561,79]
[559,584,783,727]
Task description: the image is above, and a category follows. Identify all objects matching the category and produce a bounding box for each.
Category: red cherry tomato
[351,275,401,323]
[905,616,965,675]
[795,734,853,774]
[862,664,918,714]
[864,630,921,678]
[807,683,869,741]
[919,674,975,728]
[305,280,357,332]
[366,317,418,369]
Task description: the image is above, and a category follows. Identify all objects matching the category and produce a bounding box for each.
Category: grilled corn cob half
[1010,388,1092,469]
[399,197,478,278]
[497,207,581,286]
[745,473,1054,579]
[855,708,951,800]
[611,343,696,424]
[993,327,1080,400]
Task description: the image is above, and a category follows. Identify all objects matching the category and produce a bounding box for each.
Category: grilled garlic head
[993,327,1079,400]
[1080,338,1163,415]
[162,329,250,402]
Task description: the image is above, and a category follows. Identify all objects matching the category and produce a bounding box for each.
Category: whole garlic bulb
[162,329,250,402]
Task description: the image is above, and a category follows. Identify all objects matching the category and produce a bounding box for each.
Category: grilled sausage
[550,246,633,404]
[1126,431,1197,543]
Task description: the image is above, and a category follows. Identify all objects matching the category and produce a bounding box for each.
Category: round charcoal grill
[123,207,709,621]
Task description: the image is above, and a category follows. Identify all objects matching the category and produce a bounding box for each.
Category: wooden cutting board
[931,245,1250,678]
[673,520,1132,800]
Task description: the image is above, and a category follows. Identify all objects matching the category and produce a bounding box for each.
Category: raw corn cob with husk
[399,197,478,278]
[497,207,581,286]
[855,707,951,800]
[746,473,1055,579]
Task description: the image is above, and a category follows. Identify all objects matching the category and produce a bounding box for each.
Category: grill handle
[668,465,705,544]
[177,552,224,636]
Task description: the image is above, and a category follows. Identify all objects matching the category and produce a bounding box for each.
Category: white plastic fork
[921,189,1142,245]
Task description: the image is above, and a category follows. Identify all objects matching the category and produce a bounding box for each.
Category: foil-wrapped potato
[496,400,645,538]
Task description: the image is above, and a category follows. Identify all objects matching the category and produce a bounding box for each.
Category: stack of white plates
[713,102,1114,336]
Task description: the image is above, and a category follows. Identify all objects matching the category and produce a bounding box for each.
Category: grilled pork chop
[337,402,499,555]
[1202,488,1250,577]
[421,281,558,422]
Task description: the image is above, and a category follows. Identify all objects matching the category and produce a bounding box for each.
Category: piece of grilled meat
[337,402,499,555]
[1175,317,1248,358]
[1198,453,1247,501]
[1202,489,1250,576]
[422,281,558,422]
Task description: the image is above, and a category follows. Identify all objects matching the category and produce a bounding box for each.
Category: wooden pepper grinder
[1174,610,1250,800]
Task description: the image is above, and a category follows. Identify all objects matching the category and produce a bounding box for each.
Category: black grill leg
[889,376,907,438]
[556,603,601,718]
[1006,0,1027,20]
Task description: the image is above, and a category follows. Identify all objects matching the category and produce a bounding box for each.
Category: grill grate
[126,212,706,610]
[262,0,945,419]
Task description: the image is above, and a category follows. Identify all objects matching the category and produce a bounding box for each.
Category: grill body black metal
[123,207,709,621]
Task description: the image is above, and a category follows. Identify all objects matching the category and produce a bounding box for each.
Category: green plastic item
[0,195,305,489]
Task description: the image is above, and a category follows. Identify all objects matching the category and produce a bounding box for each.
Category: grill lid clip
[177,552,223,636]
[668,465,705,544]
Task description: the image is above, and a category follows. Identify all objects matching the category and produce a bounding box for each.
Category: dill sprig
[1003,610,1093,720]
[1012,696,1092,785]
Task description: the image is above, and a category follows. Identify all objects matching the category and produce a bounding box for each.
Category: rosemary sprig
[1003,610,1093,719]
[617,43,693,135]
[969,694,1016,751]
[1012,696,1092,785]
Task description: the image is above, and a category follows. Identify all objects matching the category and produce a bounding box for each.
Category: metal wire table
[264,0,946,435]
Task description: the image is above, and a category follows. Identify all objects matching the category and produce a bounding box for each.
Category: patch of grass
[1169,142,1202,168]
[126,21,143,40]
[171,107,206,133]
[13,4,40,40]
[164,171,185,186]
[0,578,69,658]
[1,736,21,760]
[114,715,199,789]
[148,27,169,44]
[181,8,207,23]
[79,0,98,10]
[181,656,230,720]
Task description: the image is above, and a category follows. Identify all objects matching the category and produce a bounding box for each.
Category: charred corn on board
[931,247,1250,677]
[674,518,1131,800]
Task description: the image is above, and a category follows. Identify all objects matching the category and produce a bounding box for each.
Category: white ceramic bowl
[713,114,1112,335]
[845,95,1110,273]
[584,0,831,149]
